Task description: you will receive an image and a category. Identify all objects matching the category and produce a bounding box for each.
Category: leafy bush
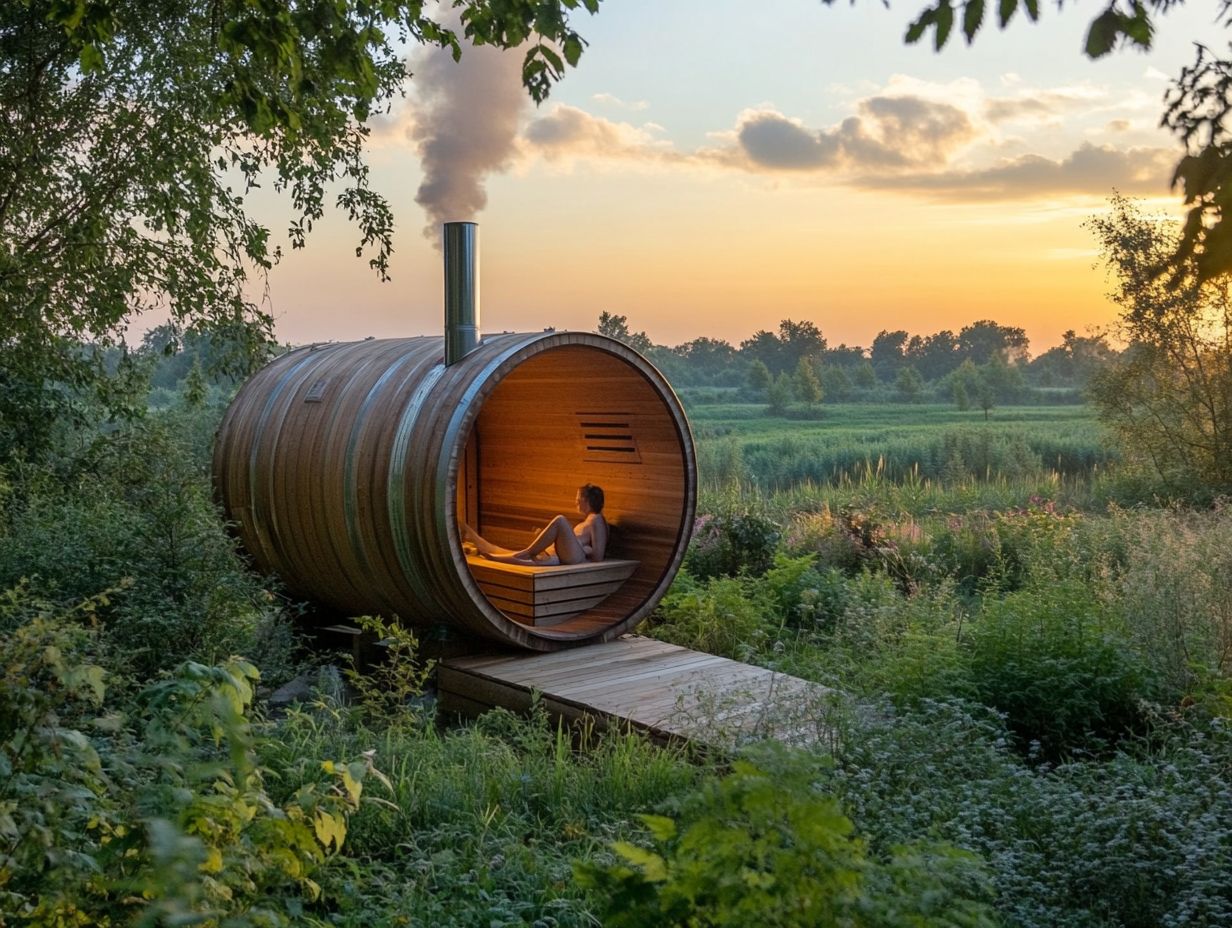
[685,509,781,579]
[1093,505,1232,706]
[0,408,303,680]
[260,701,702,928]
[649,572,771,660]
[828,700,1232,928]
[966,581,1156,758]
[0,587,372,926]
[576,756,996,927]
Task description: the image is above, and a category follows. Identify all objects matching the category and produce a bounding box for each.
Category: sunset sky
[251,0,1219,355]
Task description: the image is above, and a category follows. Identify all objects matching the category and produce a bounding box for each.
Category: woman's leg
[463,523,518,557]
[517,515,586,564]
[483,515,586,565]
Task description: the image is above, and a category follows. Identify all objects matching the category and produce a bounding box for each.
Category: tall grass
[260,701,702,927]
[693,401,1115,497]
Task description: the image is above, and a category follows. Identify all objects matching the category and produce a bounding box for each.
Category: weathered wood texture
[438,637,839,749]
[213,332,695,651]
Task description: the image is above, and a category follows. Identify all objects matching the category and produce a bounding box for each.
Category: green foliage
[894,365,924,402]
[597,310,654,353]
[262,699,701,927]
[343,615,435,722]
[1087,195,1232,496]
[747,358,773,394]
[0,587,373,925]
[966,580,1155,758]
[685,507,781,579]
[828,701,1232,928]
[650,572,771,660]
[575,757,995,928]
[793,356,823,405]
[0,406,304,680]
[1092,505,1232,707]
[767,371,793,414]
[0,1,598,460]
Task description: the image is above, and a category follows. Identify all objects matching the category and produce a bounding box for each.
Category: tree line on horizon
[597,311,1116,403]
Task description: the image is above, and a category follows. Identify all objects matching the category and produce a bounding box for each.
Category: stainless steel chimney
[443,221,479,365]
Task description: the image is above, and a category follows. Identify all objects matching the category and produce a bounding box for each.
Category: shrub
[649,572,771,660]
[828,701,1232,928]
[0,409,303,680]
[0,587,372,926]
[575,755,996,928]
[684,509,781,579]
[1093,505,1232,705]
[966,581,1155,758]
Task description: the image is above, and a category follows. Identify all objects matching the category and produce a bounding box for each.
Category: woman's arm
[588,517,608,561]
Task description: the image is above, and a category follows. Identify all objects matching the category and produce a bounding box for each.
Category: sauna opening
[455,344,689,635]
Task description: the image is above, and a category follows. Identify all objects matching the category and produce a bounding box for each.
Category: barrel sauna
[212,331,696,651]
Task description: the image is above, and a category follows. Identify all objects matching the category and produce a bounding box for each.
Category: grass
[692,401,1116,502]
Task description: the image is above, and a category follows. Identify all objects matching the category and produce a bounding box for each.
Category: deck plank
[439,636,837,749]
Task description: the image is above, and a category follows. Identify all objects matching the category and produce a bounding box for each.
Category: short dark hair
[579,483,604,513]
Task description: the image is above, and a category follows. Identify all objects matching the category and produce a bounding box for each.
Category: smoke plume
[410,23,528,242]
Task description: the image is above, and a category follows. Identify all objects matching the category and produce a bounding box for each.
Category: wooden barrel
[213,331,696,650]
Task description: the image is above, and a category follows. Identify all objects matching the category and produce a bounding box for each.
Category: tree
[895,365,924,403]
[747,359,773,396]
[854,360,878,389]
[820,363,852,402]
[739,319,825,375]
[793,357,823,406]
[1028,330,1118,389]
[896,0,1232,282]
[777,318,827,373]
[597,312,653,353]
[908,329,961,381]
[0,0,596,457]
[957,321,1029,366]
[1087,195,1232,492]
[952,377,971,412]
[767,372,793,415]
[871,330,909,382]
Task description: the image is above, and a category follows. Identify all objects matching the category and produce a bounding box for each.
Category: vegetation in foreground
[3,388,1231,926]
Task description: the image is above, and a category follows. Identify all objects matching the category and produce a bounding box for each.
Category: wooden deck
[438,636,840,750]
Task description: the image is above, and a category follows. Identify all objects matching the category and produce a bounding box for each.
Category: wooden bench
[465,557,639,627]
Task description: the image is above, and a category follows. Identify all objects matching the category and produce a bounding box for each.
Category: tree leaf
[963,0,985,43]
[1084,9,1121,59]
[998,0,1017,27]
[905,10,933,45]
[79,43,104,73]
[935,2,955,50]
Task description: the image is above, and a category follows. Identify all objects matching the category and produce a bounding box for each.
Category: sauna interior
[455,343,690,637]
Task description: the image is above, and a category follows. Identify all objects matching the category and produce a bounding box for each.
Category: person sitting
[464,484,607,566]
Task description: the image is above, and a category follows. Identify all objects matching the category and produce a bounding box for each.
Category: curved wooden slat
[213,332,696,650]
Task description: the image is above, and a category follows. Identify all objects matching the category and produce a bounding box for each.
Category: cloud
[592,92,649,111]
[508,76,1176,205]
[732,94,976,172]
[522,104,675,163]
[984,86,1107,124]
[860,143,1175,200]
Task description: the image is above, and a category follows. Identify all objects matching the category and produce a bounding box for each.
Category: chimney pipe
[443,221,479,365]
